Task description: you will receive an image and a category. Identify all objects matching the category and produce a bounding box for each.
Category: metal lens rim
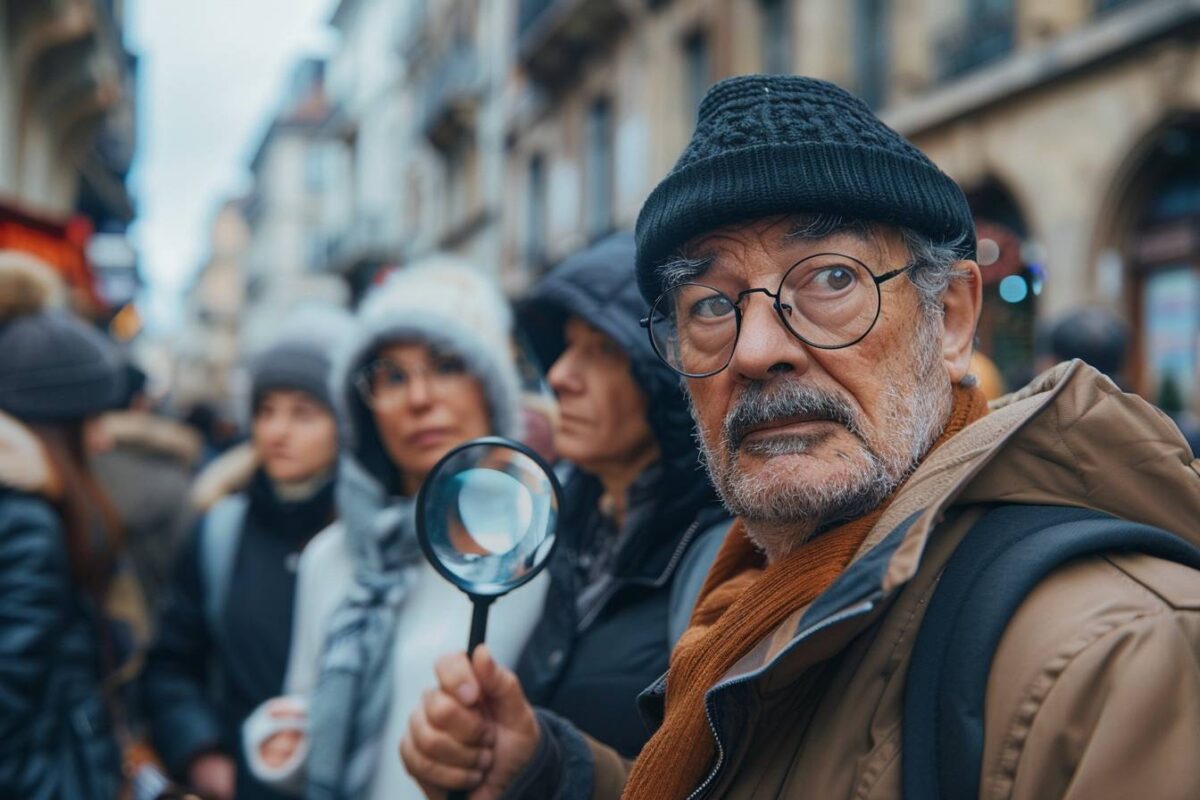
[648,284,739,378]
[413,435,564,599]
[773,253,884,351]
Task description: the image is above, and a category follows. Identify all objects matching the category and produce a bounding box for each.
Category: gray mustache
[724,382,861,450]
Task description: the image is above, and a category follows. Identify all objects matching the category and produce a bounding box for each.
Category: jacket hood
[868,360,1200,594]
[519,233,721,579]
[189,441,258,511]
[519,233,710,497]
[0,410,57,498]
[99,410,203,467]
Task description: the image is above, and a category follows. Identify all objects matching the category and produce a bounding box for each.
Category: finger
[399,731,484,792]
[409,704,491,770]
[435,651,482,707]
[424,689,491,746]
[472,646,531,723]
[265,698,305,717]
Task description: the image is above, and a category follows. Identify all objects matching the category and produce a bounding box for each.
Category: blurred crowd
[1,73,1199,800]
[5,236,1197,800]
[0,230,733,800]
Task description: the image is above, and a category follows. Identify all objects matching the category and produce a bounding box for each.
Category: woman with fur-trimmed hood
[0,252,130,799]
[245,257,547,800]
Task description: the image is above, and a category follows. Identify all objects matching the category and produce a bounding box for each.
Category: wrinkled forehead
[672,214,901,285]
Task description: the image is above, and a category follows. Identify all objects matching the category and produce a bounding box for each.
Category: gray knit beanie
[0,252,125,421]
[635,74,976,302]
[250,306,355,412]
[334,255,523,481]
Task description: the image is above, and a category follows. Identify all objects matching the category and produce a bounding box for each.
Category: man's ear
[941,260,982,383]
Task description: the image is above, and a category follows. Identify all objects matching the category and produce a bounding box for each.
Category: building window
[526,154,547,270]
[938,0,1015,81]
[855,0,888,108]
[443,137,468,228]
[1128,125,1200,410]
[586,97,614,241]
[683,29,711,121]
[304,146,325,191]
[759,0,791,74]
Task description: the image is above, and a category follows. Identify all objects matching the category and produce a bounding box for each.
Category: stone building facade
[242,0,1197,411]
[0,0,138,317]
[498,0,1199,405]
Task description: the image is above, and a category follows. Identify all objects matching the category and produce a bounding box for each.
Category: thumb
[472,645,530,724]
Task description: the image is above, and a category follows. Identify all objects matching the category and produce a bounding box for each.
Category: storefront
[0,199,105,314]
[970,183,1041,391]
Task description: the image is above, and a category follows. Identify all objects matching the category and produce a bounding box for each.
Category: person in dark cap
[401,75,1200,800]
[0,251,128,799]
[143,307,351,800]
[1039,306,1131,384]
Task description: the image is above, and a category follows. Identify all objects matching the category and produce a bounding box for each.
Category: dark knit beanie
[634,75,977,302]
[0,253,125,421]
[250,340,336,412]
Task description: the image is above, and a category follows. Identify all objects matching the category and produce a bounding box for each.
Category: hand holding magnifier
[415,437,562,799]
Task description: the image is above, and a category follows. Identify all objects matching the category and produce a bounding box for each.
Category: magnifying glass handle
[451,597,495,800]
[467,595,493,656]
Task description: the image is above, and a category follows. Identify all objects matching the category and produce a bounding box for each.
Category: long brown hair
[27,420,123,601]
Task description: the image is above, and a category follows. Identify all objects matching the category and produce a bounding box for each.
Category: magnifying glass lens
[418,439,560,598]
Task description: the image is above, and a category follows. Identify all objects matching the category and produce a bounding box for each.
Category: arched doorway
[969,181,1041,390]
[1124,121,1200,413]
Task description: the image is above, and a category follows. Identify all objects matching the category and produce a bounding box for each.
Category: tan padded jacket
[579,361,1200,800]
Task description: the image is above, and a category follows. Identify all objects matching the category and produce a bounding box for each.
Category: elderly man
[401,76,1200,800]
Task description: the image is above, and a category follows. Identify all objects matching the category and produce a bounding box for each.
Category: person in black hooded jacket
[401,233,729,778]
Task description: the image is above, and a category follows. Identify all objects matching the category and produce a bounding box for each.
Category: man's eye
[815,266,857,293]
[690,294,735,319]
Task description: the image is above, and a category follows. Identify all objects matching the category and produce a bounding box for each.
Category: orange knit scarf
[623,385,989,800]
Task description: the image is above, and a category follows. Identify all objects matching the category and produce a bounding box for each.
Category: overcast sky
[126,0,335,330]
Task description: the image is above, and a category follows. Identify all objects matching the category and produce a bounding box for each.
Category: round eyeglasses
[641,252,916,378]
[354,355,471,409]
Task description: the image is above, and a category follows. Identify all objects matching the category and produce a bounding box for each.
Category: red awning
[0,198,105,312]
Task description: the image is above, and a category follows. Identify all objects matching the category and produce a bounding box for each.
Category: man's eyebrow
[657,252,715,291]
[656,214,878,291]
[784,213,876,244]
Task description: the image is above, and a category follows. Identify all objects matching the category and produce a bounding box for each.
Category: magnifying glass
[416,433,562,679]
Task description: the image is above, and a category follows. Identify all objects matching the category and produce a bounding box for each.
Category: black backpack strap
[903,504,1200,800]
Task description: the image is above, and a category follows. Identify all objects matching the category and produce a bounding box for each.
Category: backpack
[198,493,250,638]
[902,504,1200,800]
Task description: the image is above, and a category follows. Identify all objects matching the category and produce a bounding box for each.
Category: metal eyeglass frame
[639,252,918,378]
[353,357,463,408]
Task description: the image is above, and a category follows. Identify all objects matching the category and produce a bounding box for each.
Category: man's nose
[728,292,811,383]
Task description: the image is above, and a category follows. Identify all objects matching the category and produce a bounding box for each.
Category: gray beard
[690,314,953,560]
